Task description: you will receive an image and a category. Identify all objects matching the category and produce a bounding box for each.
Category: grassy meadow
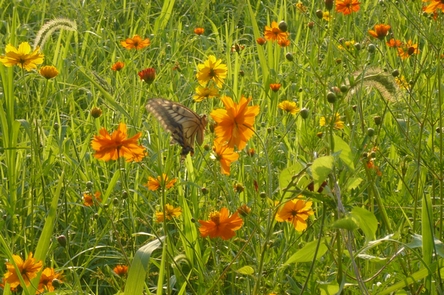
[1,0,444,294]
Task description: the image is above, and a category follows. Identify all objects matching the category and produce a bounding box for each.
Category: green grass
[1,0,444,294]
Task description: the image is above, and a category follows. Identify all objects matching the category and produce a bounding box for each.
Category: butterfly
[146,98,208,157]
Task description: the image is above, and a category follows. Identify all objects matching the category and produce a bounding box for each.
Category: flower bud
[326,91,336,103]
[368,44,376,53]
[300,108,309,119]
[278,20,288,32]
[373,116,382,125]
[325,0,333,10]
[307,21,314,29]
[201,187,209,195]
[392,69,399,77]
[57,235,67,247]
[367,128,375,137]
[285,52,294,61]
[354,42,361,50]
[316,10,324,19]
[90,107,102,118]
[340,85,348,93]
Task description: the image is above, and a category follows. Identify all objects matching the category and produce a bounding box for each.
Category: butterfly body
[146,98,207,157]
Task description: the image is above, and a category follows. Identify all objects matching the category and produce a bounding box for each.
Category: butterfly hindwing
[146,98,207,157]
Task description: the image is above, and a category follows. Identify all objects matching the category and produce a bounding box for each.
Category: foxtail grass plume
[34,18,77,49]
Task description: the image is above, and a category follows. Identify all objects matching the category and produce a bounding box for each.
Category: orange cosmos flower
[155,204,182,222]
[368,24,391,40]
[111,61,125,71]
[256,37,266,45]
[91,123,147,162]
[210,96,260,150]
[194,27,205,35]
[335,0,360,15]
[397,40,420,59]
[138,68,156,84]
[264,21,289,42]
[37,267,63,294]
[269,83,282,92]
[212,138,240,175]
[198,207,243,240]
[275,198,314,232]
[120,35,150,50]
[277,38,290,47]
[4,252,43,288]
[196,55,228,88]
[423,0,444,13]
[82,191,102,206]
[113,265,129,277]
[0,42,44,71]
[145,173,177,191]
[386,38,402,48]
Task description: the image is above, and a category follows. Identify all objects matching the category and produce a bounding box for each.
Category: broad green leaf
[333,135,355,170]
[235,266,255,275]
[311,156,334,192]
[284,239,328,264]
[345,177,363,191]
[319,283,340,295]
[351,207,378,241]
[331,216,359,231]
[279,162,304,190]
[124,237,165,295]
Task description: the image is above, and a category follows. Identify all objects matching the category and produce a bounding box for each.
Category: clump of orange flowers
[275,198,314,232]
[120,35,150,50]
[199,207,243,240]
[91,123,147,162]
[145,174,177,191]
[335,0,360,15]
[82,191,102,206]
[111,61,125,71]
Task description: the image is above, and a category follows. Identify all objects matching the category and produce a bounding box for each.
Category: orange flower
[335,0,360,15]
[368,24,391,40]
[198,207,243,240]
[82,191,102,206]
[91,123,147,162]
[37,267,63,294]
[386,38,402,48]
[275,199,314,232]
[120,35,150,50]
[423,0,444,13]
[39,65,59,79]
[264,21,289,42]
[145,174,177,191]
[155,204,182,222]
[111,61,125,71]
[210,96,260,150]
[212,139,239,175]
[4,252,43,288]
[269,83,281,92]
[256,37,266,45]
[237,204,251,217]
[397,40,420,59]
[194,27,205,35]
[113,265,129,277]
[138,68,156,84]
[278,38,290,47]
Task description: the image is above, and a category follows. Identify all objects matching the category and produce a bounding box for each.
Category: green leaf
[311,156,334,191]
[333,135,355,170]
[284,239,328,264]
[351,207,378,241]
[124,237,165,295]
[331,216,359,231]
[235,265,255,275]
[279,162,304,190]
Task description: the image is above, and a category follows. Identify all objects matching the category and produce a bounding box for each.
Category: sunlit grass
[1,0,444,294]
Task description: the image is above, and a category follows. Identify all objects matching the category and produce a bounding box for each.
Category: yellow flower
[323,11,332,21]
[210,95,260,150]
[264,21,289,42]
[212,138,240,175]
[0,42,44,71]
[199,207,243,240]
[37,267,63,293]
[82,191,102,206]
[120,35,150,50]
[338,40,355,51]
[4,252,43,288]
[196,55,228,88]
[193,85,219,102]
[278,100,300,115]
[275,198,314,232]
[91,123,147,162]
[39,65,59,79]
[155,204,182,222]
[320,113,344,130]
[295,2,307,12]
[395,75,409,90]
[145,173,177,191]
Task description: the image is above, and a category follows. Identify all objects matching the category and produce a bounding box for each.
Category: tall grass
[1,0,444,294]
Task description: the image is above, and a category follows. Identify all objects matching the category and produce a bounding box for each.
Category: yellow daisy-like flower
[0,42,44,71]
[278,100,300,115]
[193,85,219,102]
[4,252,43,288]
[145,173,177,191]
[196,55,228,88]
[37,267,63,293]
[320,113,344,130]
[39,65,59,79]
[155,204,182,222]
[338,40,355,51]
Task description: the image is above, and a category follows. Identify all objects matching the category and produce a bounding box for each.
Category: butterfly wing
[146,98,207,157]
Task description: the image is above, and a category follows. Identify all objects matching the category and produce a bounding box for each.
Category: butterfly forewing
[146,98,207,157]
